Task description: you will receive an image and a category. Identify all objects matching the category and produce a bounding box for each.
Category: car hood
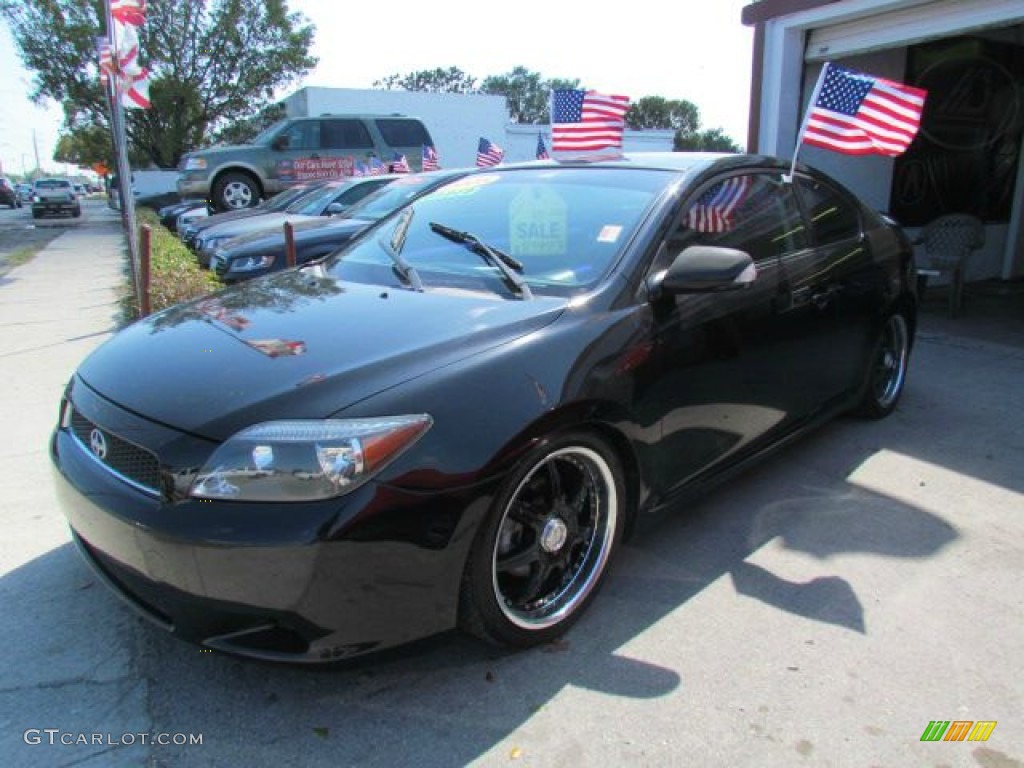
[77,270,567,440]
[220,217,372,256]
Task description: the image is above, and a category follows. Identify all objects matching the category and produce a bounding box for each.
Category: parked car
[16,182,35,204]
[180,181,328,251]
[32,178,80,218]
[0,177,21,209]
[193,175,395,267]
[50,153,917,662]
[177,114,434,212]
[211,169,470,282]
[157,199,208,232]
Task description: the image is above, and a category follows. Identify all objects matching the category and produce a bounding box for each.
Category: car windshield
[265,182,327,212]
[251,119,288,146]
[326,167,671,297]
[339,173,457,222]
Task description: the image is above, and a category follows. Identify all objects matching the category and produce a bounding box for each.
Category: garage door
[806,0,1024,61]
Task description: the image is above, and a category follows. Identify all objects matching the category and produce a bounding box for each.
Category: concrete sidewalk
[1,210,1022,768]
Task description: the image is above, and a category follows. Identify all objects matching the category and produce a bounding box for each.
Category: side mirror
[271,135,288,151]
[650,245,756,296]
[325,202,347,216]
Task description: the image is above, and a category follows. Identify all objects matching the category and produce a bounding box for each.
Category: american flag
[802,63,927,157]
[111,0,146,28]
[97,39,113,85]
[536,133,550,160]
[476,137,504,167]
[368,156,386,176]
[390,152,411,174]
[120,66,151,109]
[550,89,630,152]
[353,160,368,177]
[422,144,440,171]
[685,177,751,233]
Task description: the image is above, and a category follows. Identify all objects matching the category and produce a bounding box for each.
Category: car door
[631,171,814,496]
[273,119,325,189]
[780,175,878,409]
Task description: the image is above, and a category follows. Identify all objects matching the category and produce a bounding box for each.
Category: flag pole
[105,0,142,315]
[784,61,831,183]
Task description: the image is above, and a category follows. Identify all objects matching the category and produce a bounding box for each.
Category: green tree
[626,96,700,134]
[481,67,580,123]
[675,127,742,152]
[374,67,478,94]
[1,0,317,169]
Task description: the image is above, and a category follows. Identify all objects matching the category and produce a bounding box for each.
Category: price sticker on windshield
[509,187,567,257]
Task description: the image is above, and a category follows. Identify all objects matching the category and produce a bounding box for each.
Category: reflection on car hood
[77,270,567,440]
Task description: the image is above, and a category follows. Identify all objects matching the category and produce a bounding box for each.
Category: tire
[460,431,626,648]
[72,205,81,218]
[854,310,910,419]
[212,172,259,211]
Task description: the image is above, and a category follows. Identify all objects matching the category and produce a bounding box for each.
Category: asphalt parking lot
[0,204,1021,767]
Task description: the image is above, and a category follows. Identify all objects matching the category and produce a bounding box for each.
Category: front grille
[69,408,161,495]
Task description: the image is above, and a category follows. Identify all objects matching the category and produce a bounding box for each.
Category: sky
[0,0,754,177]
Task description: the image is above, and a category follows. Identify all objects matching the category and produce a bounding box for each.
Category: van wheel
[213,172,259,211]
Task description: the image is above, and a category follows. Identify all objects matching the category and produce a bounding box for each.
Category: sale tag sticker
[509,187,567,257]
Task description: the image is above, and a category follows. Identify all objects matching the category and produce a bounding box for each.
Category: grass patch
[119,208,220,326]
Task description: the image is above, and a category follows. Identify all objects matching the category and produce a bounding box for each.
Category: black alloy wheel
[460,432,625,647]
[856,310,910,419]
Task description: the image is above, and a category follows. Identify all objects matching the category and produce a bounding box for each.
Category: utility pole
[104,0,142,312]
[32,129,41,173]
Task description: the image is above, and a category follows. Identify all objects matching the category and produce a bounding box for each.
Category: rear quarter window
[321,119,374,150]
[374,119,432,147]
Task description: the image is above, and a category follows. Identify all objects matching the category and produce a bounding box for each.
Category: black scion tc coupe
[51,154,917,662]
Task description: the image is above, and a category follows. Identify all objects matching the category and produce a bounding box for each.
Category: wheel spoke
[520,560,555,605]
[497,541,541,574]
[545,460,563,503]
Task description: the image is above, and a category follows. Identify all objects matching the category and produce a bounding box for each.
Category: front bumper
[49,384,487,662]
[176,178,209,198]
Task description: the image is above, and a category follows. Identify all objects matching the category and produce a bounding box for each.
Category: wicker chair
[914,213,985,318]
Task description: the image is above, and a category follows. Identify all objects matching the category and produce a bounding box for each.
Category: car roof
[497,152,793,177]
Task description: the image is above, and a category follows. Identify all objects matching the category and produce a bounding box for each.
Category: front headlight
[230,254,276,273]
[190,416,432,502]
[184,157,207,171]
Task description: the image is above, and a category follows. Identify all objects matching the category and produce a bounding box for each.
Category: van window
[279,120,320,151]
[374,119,432,147]
[322,119,374,150]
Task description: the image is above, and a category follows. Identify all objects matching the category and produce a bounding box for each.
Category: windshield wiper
[378,207,424,291]
[428,221,533,300]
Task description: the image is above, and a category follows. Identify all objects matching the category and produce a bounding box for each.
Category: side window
[374,119,432,147]
[279,120,319,151]
[795,177,862,245]
[321,120,374,150]
[672,173,808,263]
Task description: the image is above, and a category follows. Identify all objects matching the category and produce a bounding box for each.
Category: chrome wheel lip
[873,314,909,409]
[491,445,618,631]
